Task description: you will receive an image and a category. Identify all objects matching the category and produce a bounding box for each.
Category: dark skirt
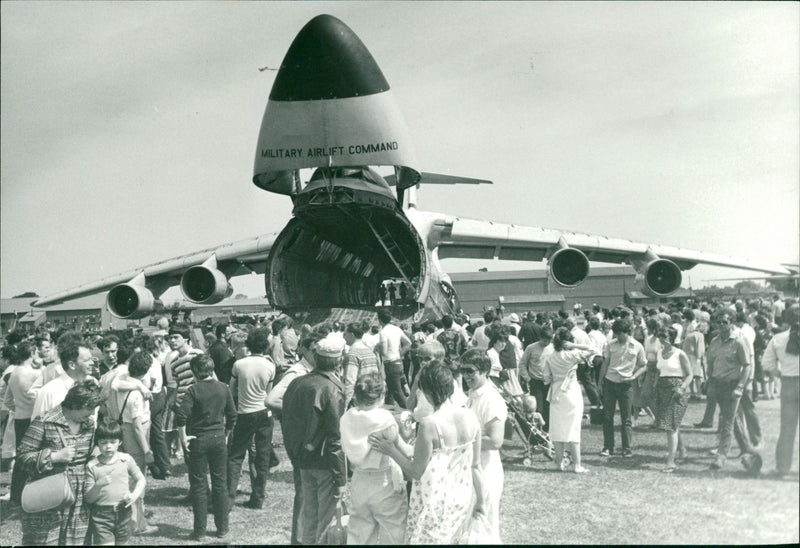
[654,377,688,432]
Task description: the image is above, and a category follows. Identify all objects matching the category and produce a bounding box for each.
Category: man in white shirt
[147,330,171,479]
[31,333,96,419]
[266,332,322,416]
[599,319,647,457]
[361,322,380,350]
[470,310,496,350]
[111,334,167,479]
[377,309,411,409]
[227,328,276,509]
[519,327,553,430]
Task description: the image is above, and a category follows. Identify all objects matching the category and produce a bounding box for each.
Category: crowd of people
[0,293,797,545]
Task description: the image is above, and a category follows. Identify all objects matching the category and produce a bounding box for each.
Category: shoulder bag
[21,425,76,513]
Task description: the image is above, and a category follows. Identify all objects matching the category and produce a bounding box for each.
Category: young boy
[174,354,236,541]
[84,420,146,545]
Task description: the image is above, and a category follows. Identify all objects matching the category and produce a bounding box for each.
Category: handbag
[317,458,349,545]
[21,426,76,513]
[317,497,349,545]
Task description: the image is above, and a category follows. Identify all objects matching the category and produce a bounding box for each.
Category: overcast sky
[2,1,798,301]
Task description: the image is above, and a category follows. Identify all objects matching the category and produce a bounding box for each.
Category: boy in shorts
[85,420,146,545]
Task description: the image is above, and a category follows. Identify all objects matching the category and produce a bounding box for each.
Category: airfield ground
[1,396,797,545]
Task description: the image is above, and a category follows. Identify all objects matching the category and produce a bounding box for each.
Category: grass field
[1,396,797,545]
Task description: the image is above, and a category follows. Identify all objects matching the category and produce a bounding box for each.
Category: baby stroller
[501,391,558,467]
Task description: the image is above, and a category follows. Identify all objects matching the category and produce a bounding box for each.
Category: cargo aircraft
[33,15,793,324]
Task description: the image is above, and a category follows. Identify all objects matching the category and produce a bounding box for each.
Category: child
[84,420,146,545]
[340,373,408,544]
[174,354,236,541]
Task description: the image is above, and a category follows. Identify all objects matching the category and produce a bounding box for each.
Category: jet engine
[548,241,590,288]
[180,258,233,305]
[633,250,682,297]
[107,280,156,319]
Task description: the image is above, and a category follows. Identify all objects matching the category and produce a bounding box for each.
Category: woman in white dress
[461,348,507,541]
[542,327,594,473]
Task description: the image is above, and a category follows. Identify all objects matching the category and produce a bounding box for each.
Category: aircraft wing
[430,215,792,275]
[33,232,278,308]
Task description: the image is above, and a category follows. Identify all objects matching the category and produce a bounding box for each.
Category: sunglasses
[460,368,478,376]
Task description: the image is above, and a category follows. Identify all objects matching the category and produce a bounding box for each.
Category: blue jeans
[149,390,170,476]
[227,409,273,503]
[89,503,132,545]
[384,360,408,409]
[187,432,229,535]
[602,379,633,452]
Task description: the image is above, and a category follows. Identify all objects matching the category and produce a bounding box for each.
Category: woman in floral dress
[370,361,485,544]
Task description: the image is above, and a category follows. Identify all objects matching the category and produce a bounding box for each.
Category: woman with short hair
[18,380,103,545]
[461,348,507,540]
[653,326,693,472]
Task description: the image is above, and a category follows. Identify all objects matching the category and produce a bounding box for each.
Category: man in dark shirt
[282,337,346,545]
[518,312,543,349]
[175,355,236,541]
[208,324,235,384]
[437,314,467,361]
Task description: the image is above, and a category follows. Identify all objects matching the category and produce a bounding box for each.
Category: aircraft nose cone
[270,14,390,101]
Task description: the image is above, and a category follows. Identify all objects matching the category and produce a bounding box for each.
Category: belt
[353,466,395,476]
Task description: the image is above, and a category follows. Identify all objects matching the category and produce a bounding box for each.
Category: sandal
[661,466,676,473]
